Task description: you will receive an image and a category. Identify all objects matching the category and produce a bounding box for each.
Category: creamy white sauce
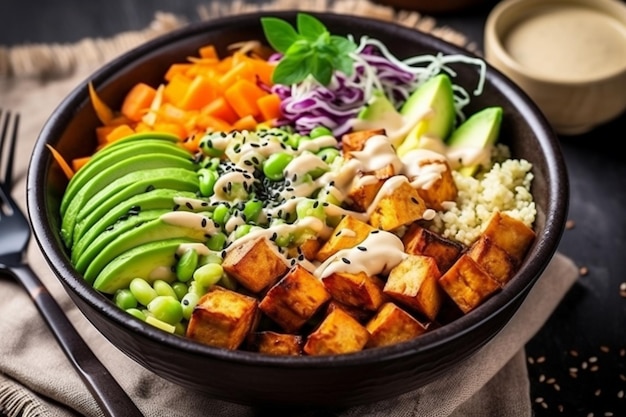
[160,211,219,234]
[503,5,626,81]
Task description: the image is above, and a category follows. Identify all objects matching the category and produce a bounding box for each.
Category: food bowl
[26,11,568,407]
[484,0,626,135]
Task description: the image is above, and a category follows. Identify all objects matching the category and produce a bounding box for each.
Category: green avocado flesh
[396,73,456,156]
[71,167,200,246]
[60,133,182,216]
[71,209,170,266]
[82,216,210,283]
[446,106,503,176]
[70,188,200,250]
[93,238,198,294]
[60,152,197,247]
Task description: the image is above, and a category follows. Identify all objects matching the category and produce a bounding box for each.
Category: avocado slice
[82,212,216,282]
[396,73,456,156]
[60,152,197,247]
[72,167,200,245]
[93,238,197,294]
[61,135,190,217]
[353,90,406,144]
[70,188,204,247]
[446,106,503,176]
[71,208,170,266]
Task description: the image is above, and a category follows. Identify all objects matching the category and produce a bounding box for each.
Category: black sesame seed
[186,202,193,209]
[221,250,227,258]
[371,230,380,234]
[145,185,155,192]
[313,201,319,208]
[173,204,180,211]
[342,257,351,264]
[411,197,420,204]
[357,246,367,251]
[201,218,207,228]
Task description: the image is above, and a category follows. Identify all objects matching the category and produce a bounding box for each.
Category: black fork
[0,110,144,417]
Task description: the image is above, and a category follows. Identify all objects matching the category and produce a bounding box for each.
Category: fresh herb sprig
[261,13,357,86]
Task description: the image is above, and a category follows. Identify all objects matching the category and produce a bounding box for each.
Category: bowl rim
[27,10,568,369]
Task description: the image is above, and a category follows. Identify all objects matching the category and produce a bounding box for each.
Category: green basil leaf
[297,13,327,41]
[334,55,355,76]
[261,17,299,53]
[310,55,333,86]
[273,56,311,85]
[330,36,357,55]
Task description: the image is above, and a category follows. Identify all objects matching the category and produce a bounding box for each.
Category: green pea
[153,280,177,299]
[114,289,137,310]
[181,292,200,320]
[207,232,227,251]
[263,152,294,181]
[243,199,263,223]
[309,126,333,138]
[176,248,199,282]
[198,168,219,197]
[129,278,158,306]
[316,147,340,164]
[212,204,230,226]
[296,198,326,221]
[275,233,293,247]
[126,308,146,321]
[193,263,224,288]
[234,224,252,239]
[171,282,188,300]
[147,296,183,325]
[200,252,223,265]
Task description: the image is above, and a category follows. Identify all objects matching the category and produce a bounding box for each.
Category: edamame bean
[316,147,340,164]
[193,263,224,288]
[181,292,200,320]
[153,279,178,298]
[234,224,252,239]
[114,289,137,310]
[309,126,333,138]
[212,204,230,226]
[296,198,326,221]
[171,282,188,300]
[147,295,183,325]
[198,168,218,197]
[207,232,227,251]
[176,248,199,282]
[200,252,223,265]
[263,152,293,181]
[129,278,158,306]
[243,199,263,223]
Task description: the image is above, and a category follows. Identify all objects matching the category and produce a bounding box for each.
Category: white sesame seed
[547,378,556,384]
[590,365,599,372]
[605,412,614,416]
[569,367,578,373]
[554,383,561,391]
[570,349,579,357]
[618,390,624,398]
[580,266,589,276]
[528,357,535,364]
[541,402,548,409]
[594,389,601,396]
[600,346,610,353]
[535,397,544,403]
[582,361,588,369]
[537,356,546,363]
[539,374,546,382]
[558,404,564,412]
[589,356,598,363]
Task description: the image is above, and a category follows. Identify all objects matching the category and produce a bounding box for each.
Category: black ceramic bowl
[26,11,568,407]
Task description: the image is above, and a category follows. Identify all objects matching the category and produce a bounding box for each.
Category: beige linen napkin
[0,3,578,416]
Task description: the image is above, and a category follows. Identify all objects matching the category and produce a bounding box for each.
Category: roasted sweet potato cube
[222,236,289,293]
[322,271,386,311]
[285,237,321,261]
[409,156,457,211]
[186,286,259,350]
[316,215,375,262]
[341,128,386,155]
[247,331,304,355]
[259,265,331,333]
[346,165,395,212]
[369,178,426,231]
[468,235,517,285]
[303,308,370,355]
[402,223,465,273]
[384,255,443,321]
[365,302,429,348]
[481,211,536,262]
[438,254,501,314]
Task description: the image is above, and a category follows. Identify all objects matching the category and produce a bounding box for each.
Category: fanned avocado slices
[92,238,199,294]
[60,132,182,216]
[81,212,217,282]
[70,188,203,250]
[60,152,197,247]
[71,209,170,266]
[71,167,200,246]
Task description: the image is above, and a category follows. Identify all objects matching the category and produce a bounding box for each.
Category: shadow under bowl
[26,11,568,407]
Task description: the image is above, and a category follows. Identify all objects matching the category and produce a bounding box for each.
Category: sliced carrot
[46,144,75,180]
[72,156,91,172]
[179,75,216,110]
[232,115,258,131]
[88,82,115,125]
[163,73,192,107]
[224,79,266,119]
[219,60,255,90]
[196,113,233,133]
[121,83,157,122]
[105,124,135,143]
[201,96,239,125]
[257,93,282,121]
[199,45,218,59]
[164,63,194,81]
[153,122,187,139]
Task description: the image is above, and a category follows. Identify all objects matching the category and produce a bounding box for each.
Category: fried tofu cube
[346,165,395,212]
[438,254,501,314]
[481,211,536,262]
[316,215,375,262]
[285,237,322,262]
[402,223,464,273]
[247,331,304,355]
[222,236,289,293]
[468,235,517,285]
[259,265,331,333]
[186,286,259,350]
[369,178,426,231]
[341,128,386,155]
[365,302,429,348]
[303,308,370,355]
[325,299,374,324]
[322,271,386,311]
[384,255,443,321]
[409,156,457,211]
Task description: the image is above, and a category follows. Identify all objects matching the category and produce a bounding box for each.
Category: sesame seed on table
[1,0,625,415]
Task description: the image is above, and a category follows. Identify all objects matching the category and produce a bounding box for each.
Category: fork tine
[0,110,20,189]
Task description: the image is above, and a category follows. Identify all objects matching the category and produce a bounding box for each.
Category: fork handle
[8,263,145,417]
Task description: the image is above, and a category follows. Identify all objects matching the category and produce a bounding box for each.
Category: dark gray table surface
[1,1,625,416]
